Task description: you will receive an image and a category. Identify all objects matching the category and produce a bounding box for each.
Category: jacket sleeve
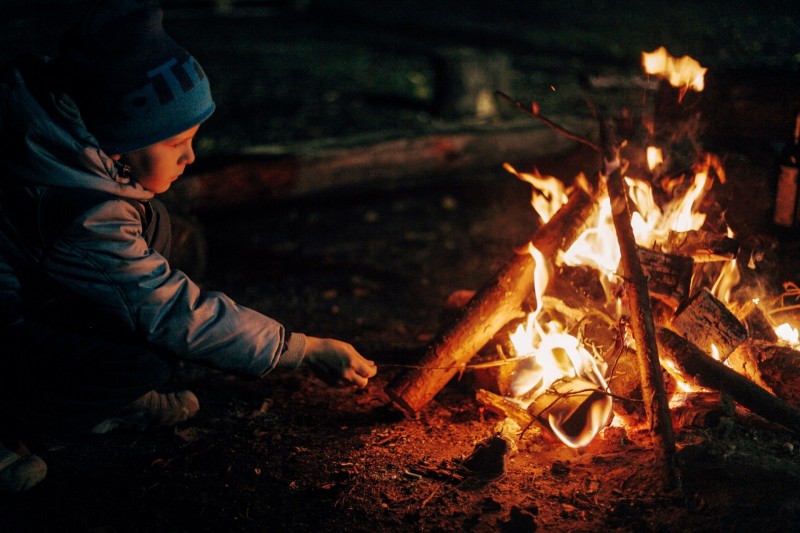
[40,198,306,377]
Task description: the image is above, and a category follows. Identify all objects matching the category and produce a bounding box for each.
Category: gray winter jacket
[0,57,306,377]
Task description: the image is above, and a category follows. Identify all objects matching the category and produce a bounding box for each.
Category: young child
[0,0,376,492]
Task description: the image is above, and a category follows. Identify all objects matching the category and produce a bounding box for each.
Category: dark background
[3,0,799,151]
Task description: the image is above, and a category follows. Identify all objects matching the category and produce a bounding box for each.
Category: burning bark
[656,326,800,435]
[727,339,800,410]
[669,288,748,361]
[669,392,731,430]
[637,247,694,308]
[386,186,600,415]
[657,229,739,263]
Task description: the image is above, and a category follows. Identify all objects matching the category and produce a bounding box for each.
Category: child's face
[113,125,200,194]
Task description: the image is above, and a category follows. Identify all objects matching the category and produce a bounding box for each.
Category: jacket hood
[0,57,153,201]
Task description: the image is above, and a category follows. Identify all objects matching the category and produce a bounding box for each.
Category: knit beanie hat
[53,0,215,154]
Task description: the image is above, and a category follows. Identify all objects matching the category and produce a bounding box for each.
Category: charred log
[727,339,800,409]
[637,247,694,308]
[733,301,779,343]
[656,327,800,435]
[656,229,739,263]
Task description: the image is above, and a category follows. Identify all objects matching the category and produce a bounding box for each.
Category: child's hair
[50,0,214,154]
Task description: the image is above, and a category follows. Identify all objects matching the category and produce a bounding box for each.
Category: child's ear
[111,154,122,161]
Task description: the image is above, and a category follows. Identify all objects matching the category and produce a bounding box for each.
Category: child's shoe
[92,390,200,434]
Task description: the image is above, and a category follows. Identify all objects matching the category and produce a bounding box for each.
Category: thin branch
[496,91,602,154]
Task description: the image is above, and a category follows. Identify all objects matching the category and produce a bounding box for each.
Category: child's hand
[303,336,377,388]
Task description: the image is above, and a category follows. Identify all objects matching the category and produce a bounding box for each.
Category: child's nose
[180,146,195,165]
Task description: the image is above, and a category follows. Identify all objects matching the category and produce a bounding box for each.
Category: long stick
[385,187,599,415]
[600,119,679,490]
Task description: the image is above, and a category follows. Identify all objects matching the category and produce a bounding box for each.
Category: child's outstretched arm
[302,336,377,388]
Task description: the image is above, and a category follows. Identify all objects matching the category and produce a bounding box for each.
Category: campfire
[386,47,800,488]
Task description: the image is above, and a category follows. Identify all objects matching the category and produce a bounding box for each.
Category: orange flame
[503,163,568,223]
[642,46,706,101]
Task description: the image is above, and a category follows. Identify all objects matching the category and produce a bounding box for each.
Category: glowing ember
[642,46,707,100]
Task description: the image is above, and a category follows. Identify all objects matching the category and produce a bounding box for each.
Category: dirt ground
[3,1,800,532]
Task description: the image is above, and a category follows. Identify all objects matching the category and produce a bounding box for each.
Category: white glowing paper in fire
[507,246,613,448]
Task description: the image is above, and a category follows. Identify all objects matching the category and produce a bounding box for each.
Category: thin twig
[495,91,602,154]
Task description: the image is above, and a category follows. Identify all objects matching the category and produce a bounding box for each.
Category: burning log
[656,229,739,263]
[386,187,600,415]
[475,389,536,429]
[669,392,731,430]
[601,120,678,488]
[637,247,694,308]
[670,288,748,361]
[656,326,800,435]
[727,339,800,409]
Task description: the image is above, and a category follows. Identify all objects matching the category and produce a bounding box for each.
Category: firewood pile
[386,47,800,489]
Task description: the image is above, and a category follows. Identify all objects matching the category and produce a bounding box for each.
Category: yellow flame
[710,344,721,361]
[647,146,663,171]
[666,171,708,233]
[504,163,568,223]
[775,323,800,348]
[642,46,706,100]
[711,258,740,305]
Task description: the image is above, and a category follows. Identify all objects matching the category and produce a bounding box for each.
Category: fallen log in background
[386,186,599,415]
[166,125,588,211]
[656,326,800,435]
